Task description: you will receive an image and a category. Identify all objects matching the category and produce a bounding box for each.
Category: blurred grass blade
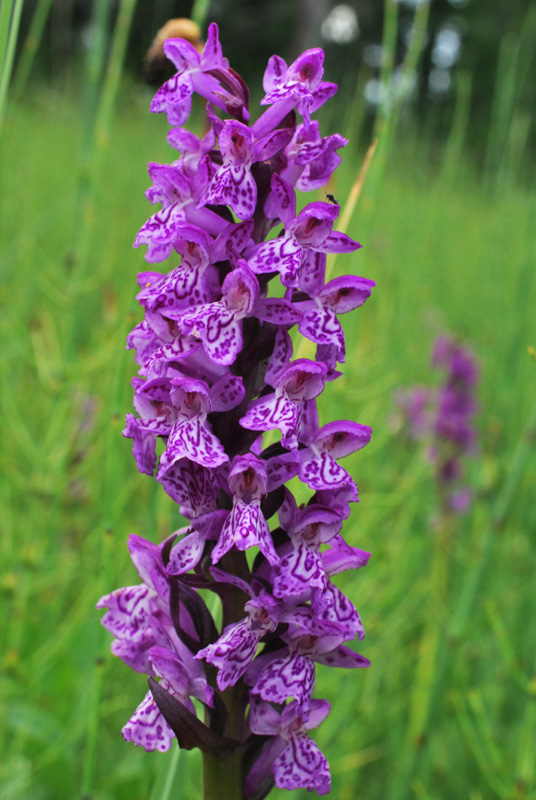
[191,0,213,29]
[325,136,378,280]
[449,390,536,642]
[11,0,54,100]
[0,0,23,143]
[149,742,182,800]
[374,0,399,139]
[369,1,430,202]
[94,0,139,151]
[451,690,509,797]
[441,70,472,186]
[67,0,138,359]
[484,33,520,185]
[335,138,379,237]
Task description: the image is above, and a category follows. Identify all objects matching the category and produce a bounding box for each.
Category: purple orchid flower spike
[246,696,332,795]
[211,453,278,565]
[103,30,377,799]
[397,336,478,515]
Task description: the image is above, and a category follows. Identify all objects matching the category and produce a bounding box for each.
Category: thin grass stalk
[450,691,510,798]
[368,1,429,208]
[440,70,472,187]
[499,111,532,189]
[11,0,55,100]
[291,137,378,368]
[373,0,398,141]
[149,746,182,800]
[76,2,139,759]
[0,0,14,60]
[342,69,368,155]
[484,34,520,186]
[94,0,139,151]
[66,0,137,360]
[330,138,379,249]
[190,0,213,29]
[65,0,113,352]
[448,390,536,644]
[515,672,536,794]
[71,0,138,277]
[80,347,131,797]
[387,0,430,137]
[391,516,454,800]
[79,0,114,168]
[494,7,536,188]
[0,0,23,143]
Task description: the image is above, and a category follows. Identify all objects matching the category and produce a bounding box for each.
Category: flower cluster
[395,335,478,514]
[98,24,374,797]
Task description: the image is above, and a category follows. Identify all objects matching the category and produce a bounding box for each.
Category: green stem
[204,682,244,800]
[79,333,130,798]
[191,0,213,29]
[203,748,243,800]
[66,0,137,360]
[448,391,536,642]
[373,0,398,140]
[392,516,453,800]
[202,556,248,799]
[11,0,54,100]
[0,0,23,143]
[149,746,182,800]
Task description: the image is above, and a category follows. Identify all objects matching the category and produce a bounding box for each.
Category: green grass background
[1,42,536,800]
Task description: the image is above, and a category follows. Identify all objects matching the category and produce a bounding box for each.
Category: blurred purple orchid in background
[98,21,375,799]
[395,335,479,515]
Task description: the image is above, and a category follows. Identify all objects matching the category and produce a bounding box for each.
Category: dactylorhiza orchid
[98,24,375,799]
[395,335,479,515]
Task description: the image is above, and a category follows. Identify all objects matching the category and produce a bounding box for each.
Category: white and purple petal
[122,690,175,752]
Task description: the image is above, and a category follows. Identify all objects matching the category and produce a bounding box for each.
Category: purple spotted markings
[98,22,375,799]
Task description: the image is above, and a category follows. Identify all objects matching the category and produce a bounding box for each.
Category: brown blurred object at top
[144,18,204,85]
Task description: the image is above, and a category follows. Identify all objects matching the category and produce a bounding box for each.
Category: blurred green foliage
[1,77,535,798]
[13,0,536,163]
